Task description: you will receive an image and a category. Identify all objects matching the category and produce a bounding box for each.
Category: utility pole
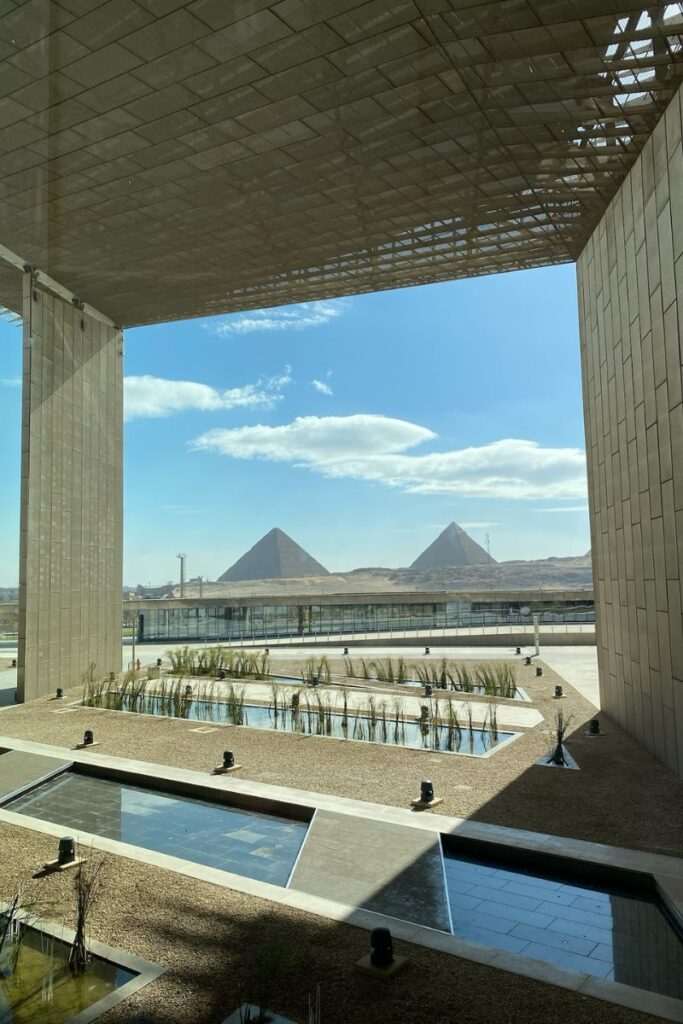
[176,553,188,599]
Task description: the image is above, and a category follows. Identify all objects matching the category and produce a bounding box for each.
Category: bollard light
[420,780,434,803]
[265,647,270,655]
[515,647,521,655]
[223,750,235,769]
[370,927,393,968]
[525,656,532,666]
[11,659,16,668]
[83,729,94,746]
[424,683,433,698]
[589,718,600,735]
[156,658,162,668]
[424,646,430,655]
[536,666,543,677]
[554,685,563,698]
[218,669,226,680]
[56,688,64,700]
[58,836,76,866]
[343,646,349,656]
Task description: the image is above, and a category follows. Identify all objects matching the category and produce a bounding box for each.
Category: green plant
[300,656,331,686]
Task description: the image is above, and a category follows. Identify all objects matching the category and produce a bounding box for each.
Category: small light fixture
[525,656,532,666]
[424,683,433,697]
[370,927,393,968]
[218,669,226,680]
[424,646,430,655]
[420,780,434,803]
[343,646,349,655]
[536,666,543,677]
[83,729,94,745]
[515,646,521,655]
[554,685,563,698]
[156,658,162,667]
[58,836,76,866]
[589,718,600,735]
[56,688,64,699]
[265,647,270,655]
[223,750,235,769]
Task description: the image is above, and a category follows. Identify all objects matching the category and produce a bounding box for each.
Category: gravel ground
[1,658,681,858]
[0,823,668,1024]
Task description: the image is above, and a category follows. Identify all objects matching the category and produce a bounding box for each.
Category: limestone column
[577,83,683,778]
[17,270,123,701]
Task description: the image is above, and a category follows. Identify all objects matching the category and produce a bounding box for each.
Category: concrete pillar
[577,82,683,778]
[18,271,123,700]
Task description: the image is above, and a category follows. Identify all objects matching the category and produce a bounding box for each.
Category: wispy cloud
[0,377,20,388]
[209,300,345,336]
[311,377,333,396]
[192,414,588,500]
[536,505,589,513]
[460,522,499,528]
[124,367,292,422]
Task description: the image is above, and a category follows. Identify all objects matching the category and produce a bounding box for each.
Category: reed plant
[474,662,517,698]
[300,656,331,685]
[69,857,104,975]
[165,646,271,680]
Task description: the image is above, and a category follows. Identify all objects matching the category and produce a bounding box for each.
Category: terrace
[0,647,682,1023]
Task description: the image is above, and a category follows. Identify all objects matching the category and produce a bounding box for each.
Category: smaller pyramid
[410,522,496,569]
[218,528,329,582]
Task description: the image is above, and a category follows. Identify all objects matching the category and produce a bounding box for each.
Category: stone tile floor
[6,772,307,888]
[443,851,683,999]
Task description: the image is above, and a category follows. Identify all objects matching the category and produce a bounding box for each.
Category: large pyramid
[410,522,496,570]
[218,528,329,582]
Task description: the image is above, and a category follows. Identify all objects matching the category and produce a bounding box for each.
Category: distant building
[136,590,594,644]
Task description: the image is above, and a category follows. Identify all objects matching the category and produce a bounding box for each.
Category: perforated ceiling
[0,1,682,325]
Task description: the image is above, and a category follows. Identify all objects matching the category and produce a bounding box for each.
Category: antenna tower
[176,553,188,598]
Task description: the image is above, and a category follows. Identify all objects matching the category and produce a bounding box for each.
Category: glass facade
[138,597,595,643]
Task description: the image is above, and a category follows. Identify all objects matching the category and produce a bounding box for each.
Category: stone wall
[18,273,123,700]
[577,83,683,778]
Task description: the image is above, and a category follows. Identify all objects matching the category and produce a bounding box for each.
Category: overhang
[0,1,682,326]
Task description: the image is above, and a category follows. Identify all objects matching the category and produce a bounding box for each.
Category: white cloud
[124,367,292,422]
[0,377,20,388]
[191,414,587,500]
[312,378,333,396]
[209,300,344,335]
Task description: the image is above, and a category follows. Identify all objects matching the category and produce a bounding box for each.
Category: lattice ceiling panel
[0,0,681,325]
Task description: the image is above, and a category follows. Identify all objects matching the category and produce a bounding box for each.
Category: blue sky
[0,264,589,585]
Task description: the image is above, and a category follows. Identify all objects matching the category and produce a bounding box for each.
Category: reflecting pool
[7,773,308,887]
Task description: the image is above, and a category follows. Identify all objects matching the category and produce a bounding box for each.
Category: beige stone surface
[17,275,123,701]
[578,81,683,779]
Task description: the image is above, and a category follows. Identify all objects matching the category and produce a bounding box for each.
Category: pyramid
[410,522,496,570]
[218,528,329,582]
